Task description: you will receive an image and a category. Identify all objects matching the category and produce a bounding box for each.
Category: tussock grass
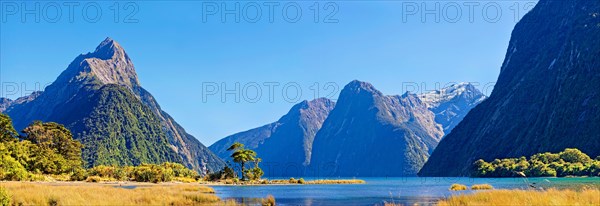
[261,195,276,206]
[471,184,493,190]
[437,188,600,206]
[450,184,468,191]
[0,182,237,206]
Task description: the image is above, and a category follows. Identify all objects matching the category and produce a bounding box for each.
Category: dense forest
[472,149,600,177]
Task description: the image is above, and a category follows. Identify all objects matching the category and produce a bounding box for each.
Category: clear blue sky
[0,1,537,145]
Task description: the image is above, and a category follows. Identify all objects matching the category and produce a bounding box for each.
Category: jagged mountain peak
[400,91,420,99]
[419,82,486,108]
[291,98,335,111]
[92,37,127,60]
[343,80,383,97]
[53,37,139,89]
[417,82,487,135]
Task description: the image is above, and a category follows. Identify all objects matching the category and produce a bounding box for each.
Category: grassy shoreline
[202,178,366,186]
[0,181,238,206]
[438,188,600,206]
[0,179,364,205]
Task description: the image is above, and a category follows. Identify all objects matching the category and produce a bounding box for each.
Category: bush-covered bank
[472,148,600,177]
[86,162,200,183]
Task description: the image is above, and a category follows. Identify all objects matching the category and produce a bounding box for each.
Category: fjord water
[212,177,600,206]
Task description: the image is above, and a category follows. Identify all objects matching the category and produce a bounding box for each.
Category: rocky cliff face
[419,0,600,176]
[419,83,486,135]
[209,98,335,176]
[310,81,443,176]
[5,38,224,173]
[0,98,12,112]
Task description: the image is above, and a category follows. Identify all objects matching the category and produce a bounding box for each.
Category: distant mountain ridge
[309,80,443,176]
[209,81,486,176]
[419,0,600,176]
[209,98,335,176]
[4,38,224,173]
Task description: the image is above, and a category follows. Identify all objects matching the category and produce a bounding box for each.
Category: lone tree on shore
[227,142,258,180]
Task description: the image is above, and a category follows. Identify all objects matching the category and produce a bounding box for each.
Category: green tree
[22,122,83,174]
[0,114,18,142]
[247,158,263,181]
[227,142,259,181]
[559,148,592,163]
[473,159,495,177]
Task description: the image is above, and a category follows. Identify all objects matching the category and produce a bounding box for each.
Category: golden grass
[471,184,494,190]
[450,184,468,191]
[437,188,600,206]
[0,182,238,206]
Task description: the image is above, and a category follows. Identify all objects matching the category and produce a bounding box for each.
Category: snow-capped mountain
[418,83,487,135]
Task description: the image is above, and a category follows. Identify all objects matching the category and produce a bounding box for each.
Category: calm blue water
[211,177,600,206]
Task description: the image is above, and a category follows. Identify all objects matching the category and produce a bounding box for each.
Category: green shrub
[70,168,88,181]
[0,187,11,206]
[289,177,297,184]
[247,167,264,181]
[86,176,103,183]
[298,178,305,184]
[206,166,235,181]
[28,173,48,181]
[0,154,29,181]
[450,184,468,191]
